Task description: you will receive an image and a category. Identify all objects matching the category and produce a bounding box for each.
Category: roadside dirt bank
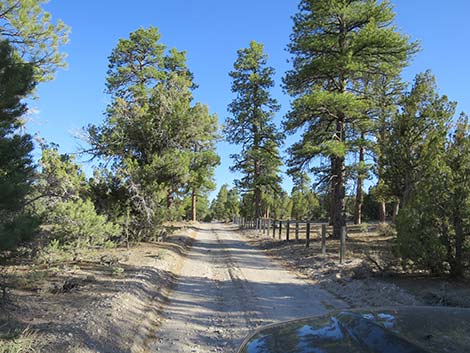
[0,226,197,353]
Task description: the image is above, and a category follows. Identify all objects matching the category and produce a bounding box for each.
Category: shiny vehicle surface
[237,306,470,353]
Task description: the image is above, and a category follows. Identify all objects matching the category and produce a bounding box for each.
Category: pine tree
[368,75,405,222]
[0,0,69,81]
[0,41,38,250]
[211,184,229,221]
[284,0,417,237]
[382,71,456,207]
[187,103,220,221]
[86,27,218,238]
[395,113,469,276]
[224,41,283,220]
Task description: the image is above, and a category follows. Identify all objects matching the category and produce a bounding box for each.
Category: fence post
[340,226,346,264]
[321,224,327,255]
[295,222,299,242]
[306,222,311,248]
[278,220,282,240]
[272,220,276,238]
[286,221,290,241]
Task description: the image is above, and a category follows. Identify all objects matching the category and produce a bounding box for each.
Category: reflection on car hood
[238,306,470,353]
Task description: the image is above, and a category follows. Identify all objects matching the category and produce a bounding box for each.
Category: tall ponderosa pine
[224,41,283,220]
[284,0,416,238]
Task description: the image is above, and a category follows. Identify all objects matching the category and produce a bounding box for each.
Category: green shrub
[37,239,73,264]
[396,202,448,274]
[48,199,121,247]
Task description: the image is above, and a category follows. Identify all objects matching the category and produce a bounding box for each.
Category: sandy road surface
[152,223,346,353]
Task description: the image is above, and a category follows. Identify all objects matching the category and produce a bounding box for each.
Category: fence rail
[232,216,348,264]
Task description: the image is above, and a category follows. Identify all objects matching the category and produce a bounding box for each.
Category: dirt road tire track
[150,223,346,353]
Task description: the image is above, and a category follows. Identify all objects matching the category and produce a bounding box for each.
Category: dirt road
[152,223,346,352]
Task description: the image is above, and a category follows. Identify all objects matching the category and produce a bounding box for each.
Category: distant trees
[283,0,417,237]
[86,27,219,240]
[210,185,240,222]
[224,41,283,220]
[290,173,320,221]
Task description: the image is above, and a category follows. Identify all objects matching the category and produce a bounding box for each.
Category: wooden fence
[232,216,348,264]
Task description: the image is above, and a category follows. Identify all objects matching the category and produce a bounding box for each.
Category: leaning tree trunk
[191,188,197,222]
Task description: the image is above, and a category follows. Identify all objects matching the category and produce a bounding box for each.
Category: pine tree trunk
[331,105,346,238]
[254,187,262,219]
[329,192,335,226]
[332,155,346,238]
[329,157,335,226]
[166,193,174,209]
[191,189,197,222]
[392,200,400,223]
[354,137,364,225]
[379,201,386,222]
[354,180,363,225]
[378,117,387,223]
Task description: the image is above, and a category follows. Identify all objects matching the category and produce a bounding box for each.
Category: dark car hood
[238,306,470,353]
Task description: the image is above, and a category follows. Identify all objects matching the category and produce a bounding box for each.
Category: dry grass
[0,329,40,353]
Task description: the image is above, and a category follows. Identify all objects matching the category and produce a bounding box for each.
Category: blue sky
[30,0,470,199]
